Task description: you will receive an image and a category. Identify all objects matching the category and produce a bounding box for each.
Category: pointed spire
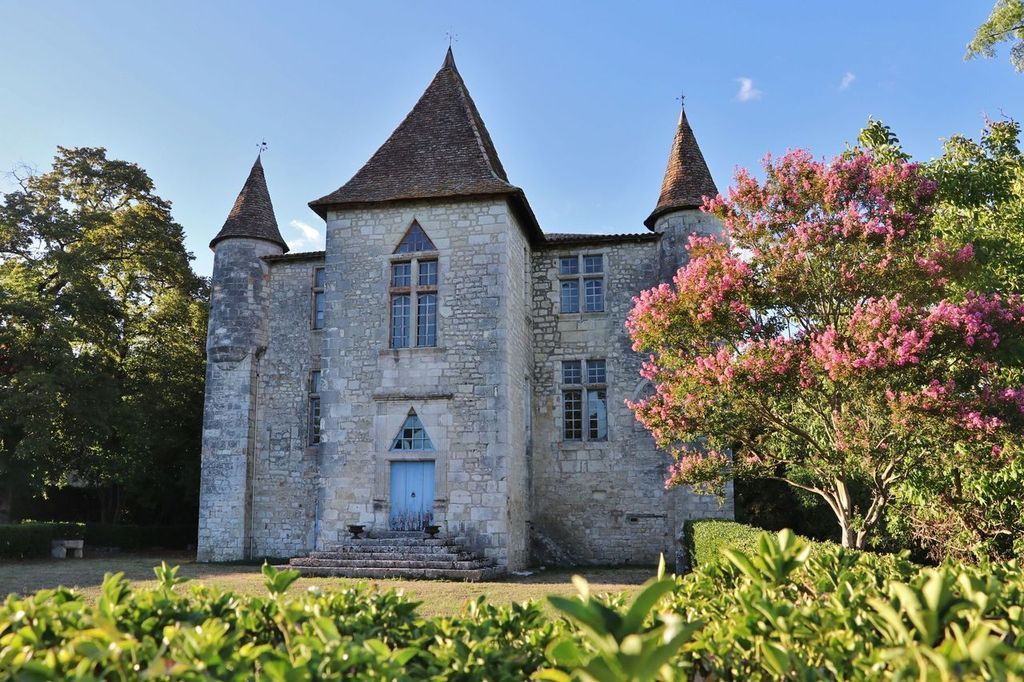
[644,104,718,230]
[309,48,541,241]
[211,155,287,251]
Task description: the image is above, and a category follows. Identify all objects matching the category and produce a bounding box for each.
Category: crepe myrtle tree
[626,150,1024,550]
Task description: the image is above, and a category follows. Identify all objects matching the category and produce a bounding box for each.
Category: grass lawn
[0,552,652,617]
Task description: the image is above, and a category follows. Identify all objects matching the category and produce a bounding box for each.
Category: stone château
[197,49,733,572]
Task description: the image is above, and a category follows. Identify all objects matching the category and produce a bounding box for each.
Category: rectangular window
[583,254,604,274]
[389,254,439,349]
[391,261,411,287]
[562,360,582,385]
[560,280,580,313]
[562,357,608,442]
[390,294,410,348]
[587,389,607,441]
[418,260,438,286]
[312,267,326,329]
[558,253,605,315]
[563,389,583,441]
[416,292,437,347]
[584,278,604,312]
[559,256,579,275]
[308,370,322,445]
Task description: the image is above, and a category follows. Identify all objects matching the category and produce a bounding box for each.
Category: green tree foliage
[859,117,1024,295]
[857,119,1024,562]
[0,147,206,523]
[967,0,1024,71]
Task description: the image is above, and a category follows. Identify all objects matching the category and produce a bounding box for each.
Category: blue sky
[1,1,1021,276]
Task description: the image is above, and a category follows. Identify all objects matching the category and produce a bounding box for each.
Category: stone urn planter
[424,525,441,538]
[347,524,365,539]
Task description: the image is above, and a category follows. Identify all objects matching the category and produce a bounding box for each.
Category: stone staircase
[287,531,505,581]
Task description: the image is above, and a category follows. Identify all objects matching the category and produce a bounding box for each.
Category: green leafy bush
[3,536,1024,679]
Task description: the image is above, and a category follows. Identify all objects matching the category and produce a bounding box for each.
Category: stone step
[334,537,455,547]
[284,564,507,582]
[364,530,435,539]
[318,545,470,556]
[290,557,495,570]
[310,551,478,562]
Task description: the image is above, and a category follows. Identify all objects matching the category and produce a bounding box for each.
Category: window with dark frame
[389,222,439,348]
[312,267,326,329]
[308,370,322,445]
[562,358,608,442]
[557,254,604,314]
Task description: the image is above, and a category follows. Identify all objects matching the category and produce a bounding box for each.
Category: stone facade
[196,51,734,568]
[197,205,733,568]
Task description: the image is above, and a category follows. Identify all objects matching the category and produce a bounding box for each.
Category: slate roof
[211,155,288,251]
[263,250,326,263]
[309,48,542,241]
[644,107,719,230]
[541,232,659,248]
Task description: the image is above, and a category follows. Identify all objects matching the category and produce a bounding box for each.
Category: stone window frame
[308,369,322,446]
[311,266,326,330]
[372,399,450,525]
[388,222,441,349]
[560,358,609,443]
[556,252,607,315]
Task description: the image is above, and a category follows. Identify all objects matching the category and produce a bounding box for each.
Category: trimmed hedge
[0,522,195,560]
[0,522,84,560]
[686,519,912,575]
[83,523,195,551]
[687,519,773,567]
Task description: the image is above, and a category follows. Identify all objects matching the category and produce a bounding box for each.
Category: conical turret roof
[211,155,287,251]
[309,49,541,240]
[644,106,718,230]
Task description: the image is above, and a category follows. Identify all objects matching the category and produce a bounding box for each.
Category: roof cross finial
[676,91,686,109]
[446,27,458,48]
[257,139,268,156]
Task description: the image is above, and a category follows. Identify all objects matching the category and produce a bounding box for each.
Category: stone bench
[51,539,84,559]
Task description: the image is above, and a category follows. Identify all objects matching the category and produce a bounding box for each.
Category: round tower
[644,104,721,282]
[197,155,286,562]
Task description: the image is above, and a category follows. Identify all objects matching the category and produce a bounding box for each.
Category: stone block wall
[197,237,282,562]
[529,233,733,566]
[316,198,529,567]
[248,255,323,557]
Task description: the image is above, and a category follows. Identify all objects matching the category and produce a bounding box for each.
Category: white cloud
[286,219,324,251]
[839,71,856,91]
[735,77,763,102]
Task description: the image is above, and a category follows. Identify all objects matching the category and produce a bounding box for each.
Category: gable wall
[316,198,526,567]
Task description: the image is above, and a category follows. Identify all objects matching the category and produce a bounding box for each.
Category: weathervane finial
[257,139,268,156]
[446,27,458,48]
[676,91,686,109]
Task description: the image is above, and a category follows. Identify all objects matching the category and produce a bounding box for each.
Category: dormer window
[389,221,439,348]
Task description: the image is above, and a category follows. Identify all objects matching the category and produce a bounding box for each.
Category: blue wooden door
[389,461,435,530]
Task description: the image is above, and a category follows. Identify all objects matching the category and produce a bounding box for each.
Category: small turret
[646,104,721,280]
[197,155,284,562]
